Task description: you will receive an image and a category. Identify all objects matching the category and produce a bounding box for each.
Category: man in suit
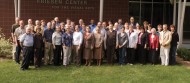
[159,24,172,66]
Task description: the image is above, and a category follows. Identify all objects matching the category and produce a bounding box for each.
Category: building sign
[37,0,95,10]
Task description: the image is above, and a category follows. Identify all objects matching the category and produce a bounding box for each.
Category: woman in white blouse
[72,25,83,66]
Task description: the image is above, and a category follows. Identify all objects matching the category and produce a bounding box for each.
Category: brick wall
[0,0,129,37]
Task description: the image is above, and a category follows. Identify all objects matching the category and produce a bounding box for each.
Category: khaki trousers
[160,47,170,66]
[44,42,53,65]
[63,46,72,66]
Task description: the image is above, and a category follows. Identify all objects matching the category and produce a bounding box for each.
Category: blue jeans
[170,46,177,65]
[119,47,126,65]
[15,40,21,63]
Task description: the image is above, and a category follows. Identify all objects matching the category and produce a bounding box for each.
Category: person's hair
[143,21,148,24]
[140,27,145,31]
[86,25,91,29]
[170,24,175,29]
[157,24,162,27]
[151,28,156,32]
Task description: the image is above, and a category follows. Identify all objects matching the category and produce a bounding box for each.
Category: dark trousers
[126,48,135,64]
[34,48,43,67]
[137,44,146,64]
[115,48,119,62]
[169,46,177,65]
[15,40,21,63]
[21,47,33,69]
[30,47,34,65]
[119,47,126,65]
[106,46,115,64]
[54,45,62,66]
[150,49,158,64]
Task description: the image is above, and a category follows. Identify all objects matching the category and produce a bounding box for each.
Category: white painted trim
[179,0,186,47]
[18,0,20,17]
[99,0,104,22]
[173,0,176,25]
[14,0,18,18]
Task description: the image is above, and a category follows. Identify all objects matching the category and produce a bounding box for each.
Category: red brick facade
[0,0,128,37]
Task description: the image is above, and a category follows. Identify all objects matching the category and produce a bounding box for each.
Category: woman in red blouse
[148,28,159,65]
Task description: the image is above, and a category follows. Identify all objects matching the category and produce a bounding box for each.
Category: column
[173,0,176,25]
[99,0,104,21]
[179,0,186,47]
[14,0,18,18]
[18,0,21,18]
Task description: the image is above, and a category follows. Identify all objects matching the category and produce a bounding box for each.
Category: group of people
[11,17,179,70]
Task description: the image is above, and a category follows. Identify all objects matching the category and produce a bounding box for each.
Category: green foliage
[177,47,190,61]
[0,28,12,58]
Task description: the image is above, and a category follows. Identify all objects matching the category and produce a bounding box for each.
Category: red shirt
[149,34,159,49]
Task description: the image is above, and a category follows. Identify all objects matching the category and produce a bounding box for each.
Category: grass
[0,60,190,83]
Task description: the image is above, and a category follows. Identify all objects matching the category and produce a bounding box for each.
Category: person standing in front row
[43,22,54,65]
[117,27,128,65]
[62,25,73,67]
[52,25,62,66]
[148,28,159,65]
[126,25,138,65]
[159,24,172,66]
[94,27,103,66]
[137,28,148,64]
[34,27,44,68]
[105,24,117,65]
[14,20,26,64]
[83,26,94,66]
[169,25,179,65]
[72,25,83,66]
[20,27,34,70]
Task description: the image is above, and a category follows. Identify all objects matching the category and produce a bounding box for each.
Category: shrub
[0,28,12,58]
[177,47,190,61]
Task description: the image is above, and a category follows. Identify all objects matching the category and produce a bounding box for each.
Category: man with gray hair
[20,26,34,70]
[159,24,172,66]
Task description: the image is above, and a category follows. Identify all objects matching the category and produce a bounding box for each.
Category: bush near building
[0,28,12,58]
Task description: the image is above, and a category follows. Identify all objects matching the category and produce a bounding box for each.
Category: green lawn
[0,60,190,83]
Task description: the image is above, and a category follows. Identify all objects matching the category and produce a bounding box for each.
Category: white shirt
[73,31,83,45]
[127,31,138,48]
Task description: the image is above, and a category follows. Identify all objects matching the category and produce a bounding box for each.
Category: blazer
[148,34,159,49]
[171,32,179,47]
[138,32,148,47]
[117,32,128,47]
[159,30,172,48]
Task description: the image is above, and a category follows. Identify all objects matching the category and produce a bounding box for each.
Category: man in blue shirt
[20,26,34,70]
[89,19,96,32]
[43,22,54,65]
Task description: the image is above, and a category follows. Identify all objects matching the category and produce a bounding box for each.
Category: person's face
[19,21,24,27]
[56,27,61,32]
[163,25,167,31]
[121,28,125,32]
[36,21,40,26]
[75,26,79,32]
[141,29,145,33]
[96,28,100,33]
[55,17,59,22]
[52,21,56,25]
[124,24,128,29]
[170,27,175,32]
[136,25,140,29]
[151,29,156,34]
[97,22,102,27]
[26,28,31,33]
[47,23,51,29]
[157,26,162,31]
[130,18,134,23]
[67,20,71,24]
[66,26,70,32]
[15,18,20,24]
[90,20,94,24]
[36,29,41,33]
[41,22,45,26]
[79,20,83,25]
[28,19,32,24]
[86,27,90,32]
[118,19,122,24]
[102,23,106,27]
[129,26,133,31]
[109,25,113,30]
